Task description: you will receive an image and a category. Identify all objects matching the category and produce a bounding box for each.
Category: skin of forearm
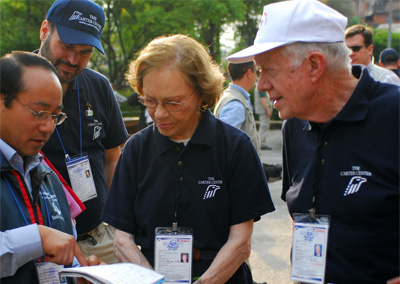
[194,222,253,284]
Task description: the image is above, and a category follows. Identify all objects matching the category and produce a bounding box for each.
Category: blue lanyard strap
[55,77,83,161]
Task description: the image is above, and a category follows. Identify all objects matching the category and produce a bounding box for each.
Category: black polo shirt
[103,110,275,282]
[282,68,399,283]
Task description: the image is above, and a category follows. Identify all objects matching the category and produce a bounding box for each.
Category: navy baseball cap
[379,48,399,63]
[47,0,105,54]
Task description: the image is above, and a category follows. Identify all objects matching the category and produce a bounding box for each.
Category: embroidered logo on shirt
[343,176,367,196]
[93,126,102,140]
[203,185,220,199]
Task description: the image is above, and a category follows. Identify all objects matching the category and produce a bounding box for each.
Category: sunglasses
[348,45,365,52]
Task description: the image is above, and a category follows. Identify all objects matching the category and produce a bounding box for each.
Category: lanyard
[6,171,52,263]
[55,77,83,161]
[5,171,51,227]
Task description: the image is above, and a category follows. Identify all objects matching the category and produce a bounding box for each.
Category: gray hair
[280,42,352,73]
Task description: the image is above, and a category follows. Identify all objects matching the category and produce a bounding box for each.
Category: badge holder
[291,208,330,284]
[154,222,193,284]
[36,262,66,284]
[66,153,97,203]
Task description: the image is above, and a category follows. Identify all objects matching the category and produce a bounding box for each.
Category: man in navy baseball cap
[46,0,105,54]
[379,48,400,77]
[37,0,129,265]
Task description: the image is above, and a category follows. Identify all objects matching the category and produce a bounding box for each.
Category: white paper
[60,263,165,284]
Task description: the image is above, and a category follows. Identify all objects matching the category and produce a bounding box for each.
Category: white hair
[280,42,352,73]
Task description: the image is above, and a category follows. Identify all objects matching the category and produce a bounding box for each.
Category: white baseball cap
[227,0,347,63]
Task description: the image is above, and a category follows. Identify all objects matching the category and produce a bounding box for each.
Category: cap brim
[227,42,288,63]
[56,24,105,55]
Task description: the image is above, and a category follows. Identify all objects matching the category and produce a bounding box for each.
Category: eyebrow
[32,101,63,110]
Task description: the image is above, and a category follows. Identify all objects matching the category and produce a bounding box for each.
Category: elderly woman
[102,34,275,283]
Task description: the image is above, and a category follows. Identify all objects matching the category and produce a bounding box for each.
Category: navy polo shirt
[42,67,128,234]
[282,68,399,283]
[103,110,275,280]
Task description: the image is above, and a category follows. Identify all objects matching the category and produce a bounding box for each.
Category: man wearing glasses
[0,52,89,283]
[345,24,400,86]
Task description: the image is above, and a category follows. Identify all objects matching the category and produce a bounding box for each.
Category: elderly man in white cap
[228,1,399,284]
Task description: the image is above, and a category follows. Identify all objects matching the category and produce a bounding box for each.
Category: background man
[0,51,86,283]
[254,85,273,150]
[214,61,260,153]
[228,0,399,283]
[214,62,281,182]
[345,24,400,85]
[379,48,400,77]
[38,0,128,263]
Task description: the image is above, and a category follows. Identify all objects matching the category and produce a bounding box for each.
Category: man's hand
[38,225,87,266]
[77,255,107,284]
[86,255,107,266]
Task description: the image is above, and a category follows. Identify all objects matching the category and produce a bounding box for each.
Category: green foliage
[373,29,400,62]
[0,0,54,55]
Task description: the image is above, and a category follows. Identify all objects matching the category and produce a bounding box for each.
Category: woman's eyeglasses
[138,89,196,112]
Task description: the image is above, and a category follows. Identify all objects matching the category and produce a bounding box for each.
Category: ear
[307,51,325,84]
[367,44,374,57]
[40,20,51,41]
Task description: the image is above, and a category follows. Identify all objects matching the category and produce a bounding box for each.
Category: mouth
[270,97,282,108]
[156,122,173,130]
[56,60,78,74]
[31,138,47,147]
[60,64,77,74]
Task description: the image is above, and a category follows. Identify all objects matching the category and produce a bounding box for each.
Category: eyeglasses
[14,99,67,125]
[348,45,365,52]
[138,89,196,112]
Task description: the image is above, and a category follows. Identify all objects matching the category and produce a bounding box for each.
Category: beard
[40,36,83,84]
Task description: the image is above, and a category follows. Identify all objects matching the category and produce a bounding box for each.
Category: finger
[74,243,87,266]
[86,255,104,266]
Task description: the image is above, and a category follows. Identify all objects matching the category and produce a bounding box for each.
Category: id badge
[154,227,193,284]
[291,213,330,284]
[36,262,66,284]
[66,154,97,203]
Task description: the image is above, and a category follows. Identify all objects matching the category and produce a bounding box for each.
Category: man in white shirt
[345,24,400,86]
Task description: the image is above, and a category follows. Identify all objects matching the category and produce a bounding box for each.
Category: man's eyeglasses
[138,89,196,112]
[348,45,365,52]
[14,99,67,125]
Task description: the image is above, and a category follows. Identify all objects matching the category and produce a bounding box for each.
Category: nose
[38,118,56,134]
[153,103,169,119]
[257,74,272,92]
[66,50,79,65]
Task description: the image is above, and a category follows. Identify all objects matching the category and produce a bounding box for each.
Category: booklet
[60,263,165,284]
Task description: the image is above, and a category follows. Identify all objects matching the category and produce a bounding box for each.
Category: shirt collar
[153,110,216,155]
[229,83,250,100]
[0,138,43,176]
[307,65,371,130]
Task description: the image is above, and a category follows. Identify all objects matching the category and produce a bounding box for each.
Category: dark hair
[227,61,256,81]
[345,24,373,47]
[0,51,59,107]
